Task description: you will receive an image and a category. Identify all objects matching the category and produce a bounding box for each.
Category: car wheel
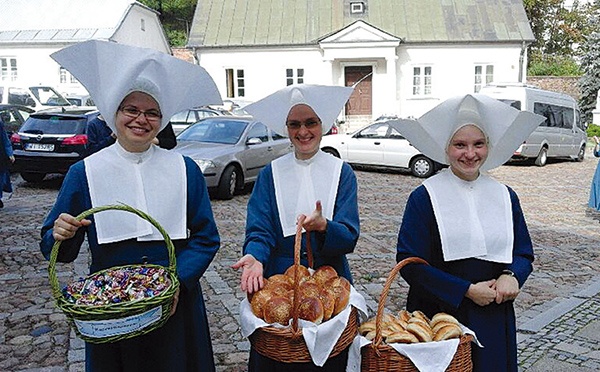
[576,144,585,162]
[217,165,240,200]
[411,156,435,178]
[322,147,340,158]
[534,147,548,167]
[20,172,46,183]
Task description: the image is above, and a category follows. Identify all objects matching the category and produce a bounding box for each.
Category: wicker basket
[361,257,474,372]
[249,215,359,363]
[48,204,180,344]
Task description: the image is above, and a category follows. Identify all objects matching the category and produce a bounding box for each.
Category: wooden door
[345,66,372,116]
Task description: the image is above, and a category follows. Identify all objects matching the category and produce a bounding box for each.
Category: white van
[479,83,587,166]
[0,84,73,111]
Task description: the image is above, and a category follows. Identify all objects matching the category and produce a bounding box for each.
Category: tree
[139,0,197,47]
[524,0,590,76]
[578,9,600,125]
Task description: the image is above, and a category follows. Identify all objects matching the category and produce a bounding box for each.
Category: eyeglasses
[119,106,163,123]
[286,119,321,130]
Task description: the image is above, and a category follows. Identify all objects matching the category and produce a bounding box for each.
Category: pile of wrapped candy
[63,266,171,306]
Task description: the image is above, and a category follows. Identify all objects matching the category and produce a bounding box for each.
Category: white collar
[423,169,513,263]
[272,151,343,237]
[84,143,187,244]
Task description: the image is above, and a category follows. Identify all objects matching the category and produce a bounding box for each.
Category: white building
[0,0,170,96]
[188,0,536,130]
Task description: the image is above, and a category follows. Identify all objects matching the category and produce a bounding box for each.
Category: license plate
[25,143,55,151]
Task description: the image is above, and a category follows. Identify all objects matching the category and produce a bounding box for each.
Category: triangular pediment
[320,20,400,44]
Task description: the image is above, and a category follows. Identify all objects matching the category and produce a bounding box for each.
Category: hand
[594,136,599,144]
[300,200,327,233]
[9,155,15,163]
[493,274,520,304]
[170,288,180,316]
[465,279,497,306]
[52,213,91,241]
[232,254,264,294]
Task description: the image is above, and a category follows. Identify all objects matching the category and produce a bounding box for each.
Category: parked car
[0,104,35,136]
[173,116,293,199]
[0,84,74,111]
[10,109,99,182]
[320,120,442,178]
[170,107,229,135]
[65,94,95,107]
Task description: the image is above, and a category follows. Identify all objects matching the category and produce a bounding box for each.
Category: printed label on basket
[74,306,163,338]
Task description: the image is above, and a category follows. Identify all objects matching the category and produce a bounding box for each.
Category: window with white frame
[286,68,304,86]
[226,68,245,98]
[1,57,18,81]
[59,67,79,84]
[412,65,432,96]
[474,64,494,92]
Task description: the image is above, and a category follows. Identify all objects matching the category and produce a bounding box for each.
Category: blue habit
[589,146,600,209]
[396,184,533,372]
[243,162,360,371]
[40,157,220,372]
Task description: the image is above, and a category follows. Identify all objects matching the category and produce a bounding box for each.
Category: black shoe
[0,199,3,208]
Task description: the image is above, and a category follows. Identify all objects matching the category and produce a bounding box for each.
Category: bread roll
[250,289,273,318]
[313,265,338,285]
[284,264,310,283]
[411,310,430,323]
[433,324,463,341]
[383,319,405,333]
[406,321,433,342]
[263,296,293,325]
[430,312,459,327]
[298,281,321,300]
[297,296,324,325]
[326,276,351,291]
[247,277,268,303]
[359,319,376,335]
[407,316,429,329]
[386,330,419,344]
[398,309,411,323]
[265,274,292,288]
[319,290,336,321]
[326,283,350,316]
[432,320,458,335]
[364,330,376,341]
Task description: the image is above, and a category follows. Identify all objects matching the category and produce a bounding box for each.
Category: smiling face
[114,91,162,153]
[446,124,488,181]
[286,104,323,160]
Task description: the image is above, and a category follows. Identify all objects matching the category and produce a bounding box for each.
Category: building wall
[112,6,170,54]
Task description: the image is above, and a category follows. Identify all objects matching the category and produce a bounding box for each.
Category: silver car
[174,116,293,199]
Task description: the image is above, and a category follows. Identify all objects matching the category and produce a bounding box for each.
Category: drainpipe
[518,41,526,83]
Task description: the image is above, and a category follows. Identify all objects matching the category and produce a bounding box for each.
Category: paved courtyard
[1,148,600,371]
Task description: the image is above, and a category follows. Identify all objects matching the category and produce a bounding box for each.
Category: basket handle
[48,204,177,302]
[372,257,429,348]
[290,215,315,333]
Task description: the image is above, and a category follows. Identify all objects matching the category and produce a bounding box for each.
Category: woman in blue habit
[40,40,222,372]
[233,84,360,371]
[393,94,545,372]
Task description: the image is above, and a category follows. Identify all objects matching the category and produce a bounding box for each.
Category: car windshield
[29,87,71,106]
[178,119,248,144]
[20,115,86,135]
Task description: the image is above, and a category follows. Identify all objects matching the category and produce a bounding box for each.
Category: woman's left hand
[9,155,15,163]
[300,200,327,233]
[493,274,519,303]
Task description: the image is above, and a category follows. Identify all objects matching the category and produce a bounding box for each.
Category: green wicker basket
[48,204,180,344]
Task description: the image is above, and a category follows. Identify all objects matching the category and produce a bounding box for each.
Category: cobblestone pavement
[1,148,600,371]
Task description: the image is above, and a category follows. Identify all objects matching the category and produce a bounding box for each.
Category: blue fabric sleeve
[243,166,277,265]
[505,187,534,287]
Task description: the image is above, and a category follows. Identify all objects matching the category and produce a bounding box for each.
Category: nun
[392,94,545,372]
[232,84,360,371]
[40,40,222,371]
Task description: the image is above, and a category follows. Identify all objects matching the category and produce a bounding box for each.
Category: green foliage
[527,54,581,76]
[587,124,600,137]
[138,0,196,47]
[578,28,600,125]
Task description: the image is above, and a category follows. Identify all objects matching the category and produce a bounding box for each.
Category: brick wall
[527,76,581,101]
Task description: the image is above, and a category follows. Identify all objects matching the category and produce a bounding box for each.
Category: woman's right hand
[52,213,91,241]
[465,279,497,306]
[594,136,599,145]
[232,254,264,294]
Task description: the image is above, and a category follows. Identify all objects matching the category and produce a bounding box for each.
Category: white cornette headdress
[389,94,546,171]
[243,84,354,137]
[50,40,222,132]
